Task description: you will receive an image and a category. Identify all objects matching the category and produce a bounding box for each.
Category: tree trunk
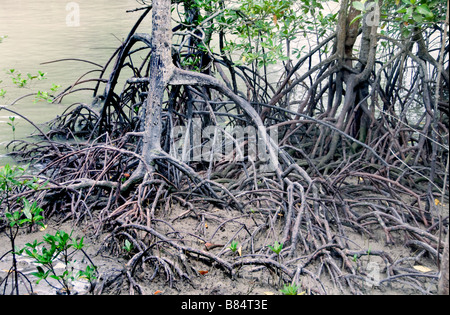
[141,0,174,169]
[318,0,380,168]
[439,235,449,295]
[130,0,283,182]
[345,6,361,68]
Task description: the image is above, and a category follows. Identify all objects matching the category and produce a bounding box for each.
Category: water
[0,0,153,164]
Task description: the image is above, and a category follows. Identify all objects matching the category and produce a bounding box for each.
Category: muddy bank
[1,202,442,295]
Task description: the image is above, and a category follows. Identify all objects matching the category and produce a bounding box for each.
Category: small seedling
[7,116,18,140]
[37,71,47,80]
[78,265,97,283]
[268,241,284,287]
[268,241,283,255]
[280,282,302,295]
[229,240,239,253]
[123,239,133,252]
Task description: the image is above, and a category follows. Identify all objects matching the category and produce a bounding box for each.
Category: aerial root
[3,5,447,294]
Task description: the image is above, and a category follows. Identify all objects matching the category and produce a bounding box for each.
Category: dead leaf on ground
[413,265,433,273]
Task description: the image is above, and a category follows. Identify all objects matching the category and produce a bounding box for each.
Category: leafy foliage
[218,0,337,67]
[0,164,46,294]
[280,282,302,295]
[19,230,97,294]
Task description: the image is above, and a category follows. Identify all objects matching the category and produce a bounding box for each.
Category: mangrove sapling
[7,117,17,141]
[0,164,45,295]
[268,241,284,287]
[268,241,283,256]
[123,239,134,253]
[229,240,239,254]
[21,230,98,295]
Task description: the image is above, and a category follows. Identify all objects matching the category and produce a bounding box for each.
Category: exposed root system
[2,4,448,295]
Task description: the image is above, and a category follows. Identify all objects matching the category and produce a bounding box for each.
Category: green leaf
[14,247,25,255]
[78,265,97,282]
[402,27,412,38]
[413,13,423,23]
[23,199,32,219]
[350,13,363,26]
[352,1,366,11]
[19,218,32,225]
[26,239,42,249]
[32,266,50,284]
[406,6,414,16]
[280,283,301,295]
[72,236,84,250]
[123,239,133,252]
[50,275,61,281]
[34,215,45,223]
[268,241,283,255]
[416,5,434,18]
[24,249,35,258]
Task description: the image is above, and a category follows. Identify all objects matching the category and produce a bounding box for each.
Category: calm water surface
[0,0,153,164]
